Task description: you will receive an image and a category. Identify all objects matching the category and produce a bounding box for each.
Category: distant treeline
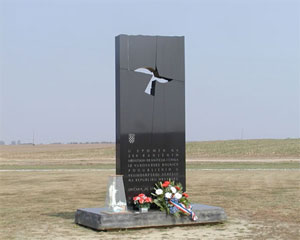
[0,141,113,145]
[0,140,32,145]
[62,142,113,144]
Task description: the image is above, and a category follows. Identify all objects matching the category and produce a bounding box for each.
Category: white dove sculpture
[134,67,172,95]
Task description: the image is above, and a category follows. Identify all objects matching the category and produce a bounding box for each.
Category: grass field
[187,138,300,159]
[1,139,299,162]
[0,139,299,239]
[0,139,299,170]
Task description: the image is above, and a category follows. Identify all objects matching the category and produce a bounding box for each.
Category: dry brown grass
[1,139,299,165]
[0,142,299,239]
[186,139,300,159]
[0,170,299,239]
[1,140,299,169]
[0,144,114,166]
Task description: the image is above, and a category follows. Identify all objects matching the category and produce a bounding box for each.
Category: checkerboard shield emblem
[128,134,135,144]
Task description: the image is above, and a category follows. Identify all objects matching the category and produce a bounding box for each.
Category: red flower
[175,186,181,190]
[138,193,146,198]
[162,181,170,187]
[182,192,189,198]
[133,196,139,201]
[139,198,145,204]
[145,197,152,203]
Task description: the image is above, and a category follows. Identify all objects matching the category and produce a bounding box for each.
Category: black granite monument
[115,35,185,204]
[75,35,227,230]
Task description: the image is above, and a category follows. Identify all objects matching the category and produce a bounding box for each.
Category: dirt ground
[1,169,299,240]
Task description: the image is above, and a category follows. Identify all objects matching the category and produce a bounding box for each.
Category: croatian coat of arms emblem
[128,133,135,144]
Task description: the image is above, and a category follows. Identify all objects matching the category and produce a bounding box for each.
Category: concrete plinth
[75,204,226,230]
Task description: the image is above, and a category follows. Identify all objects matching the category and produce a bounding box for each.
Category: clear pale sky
[0,0,299,144]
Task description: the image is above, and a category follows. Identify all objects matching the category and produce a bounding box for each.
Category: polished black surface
[116,35,185,204]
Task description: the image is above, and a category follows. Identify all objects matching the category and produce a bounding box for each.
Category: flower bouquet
[152,180,198,221]
[133,193,153,213]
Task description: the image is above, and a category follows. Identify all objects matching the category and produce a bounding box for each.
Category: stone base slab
[75,204,226,230]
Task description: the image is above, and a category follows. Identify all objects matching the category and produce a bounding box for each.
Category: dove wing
[134,68,154,76]
[144,76,156,95]
[156,78,169,83]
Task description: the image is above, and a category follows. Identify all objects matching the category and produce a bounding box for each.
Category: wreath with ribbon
[152,180,198,221]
